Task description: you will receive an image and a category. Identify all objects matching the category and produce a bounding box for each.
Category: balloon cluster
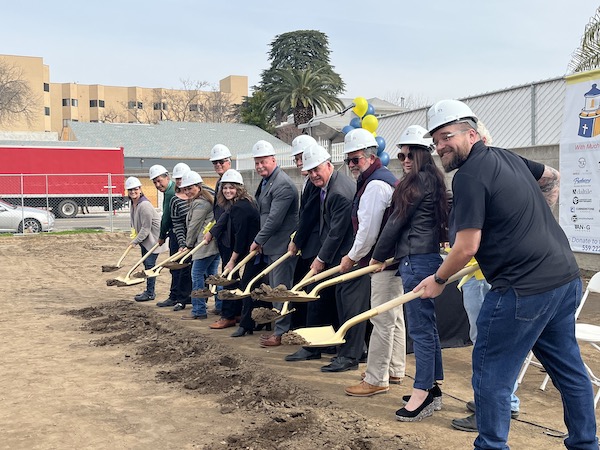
[342,97,390,166]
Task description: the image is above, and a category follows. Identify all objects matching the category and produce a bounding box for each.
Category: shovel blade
[102,265,121,272]
[107,276,145,287]
[163,262,190,270]
[259,294,319,303]
[219,289,249,300]
[293,325,345,347]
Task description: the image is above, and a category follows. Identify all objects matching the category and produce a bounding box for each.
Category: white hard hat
[252,140,276,158]
[343,128,378,154]
[125,176,142,190]
[291,135,317,156]
[302,144,331,171]
[221,169,244,185]
[179,171,203,188]
[148,164,168,180]
[424,99,478,138]
[172,162,191,179]
[210,144,232,161]
[397,125,434,151]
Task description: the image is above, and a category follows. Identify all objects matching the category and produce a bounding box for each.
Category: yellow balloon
[362,114,378,133]
[352,97,368,117]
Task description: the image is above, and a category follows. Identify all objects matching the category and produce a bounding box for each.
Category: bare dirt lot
[1,233,599,449]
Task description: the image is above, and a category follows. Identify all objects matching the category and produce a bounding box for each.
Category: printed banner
[560,70,600,254]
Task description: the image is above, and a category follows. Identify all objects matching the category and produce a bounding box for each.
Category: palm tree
[262,67,344,126]
[569,7,600,73]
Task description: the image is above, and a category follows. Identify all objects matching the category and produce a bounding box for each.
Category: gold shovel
[259,258,395,303]
[106,243,160,287]
[294,264,480,347]
[220,250,296,300]
[132,248,191,279]
[162,239,209,271]
[101,244,134,272]
[206,250,259,287]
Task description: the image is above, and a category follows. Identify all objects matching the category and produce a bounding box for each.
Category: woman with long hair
[179,171,219,320]
[126,176,165,302]
[371,125,449,422]
[212,169,266,337]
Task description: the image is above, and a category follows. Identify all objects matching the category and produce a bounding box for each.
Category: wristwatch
[434,273,447,285]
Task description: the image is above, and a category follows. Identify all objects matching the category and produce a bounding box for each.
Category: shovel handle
[243,250,294,294]
[336,264,480,338]
[124,243,160,279]
[180,240,207,264]
[308,257,395,297]
[227,250,258,281]
[115,244,135,267]
[291,264,344,292]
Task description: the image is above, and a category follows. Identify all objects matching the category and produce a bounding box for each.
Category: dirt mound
[251,283,298,300]
[67,300,411,450]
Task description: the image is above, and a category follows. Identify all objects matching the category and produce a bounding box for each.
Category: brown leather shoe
[361,372,403,385]
[260,334,281,347]
[209,318,236,329]
[345,381,389,397]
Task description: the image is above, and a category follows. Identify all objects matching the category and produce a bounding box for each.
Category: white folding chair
[517,272,600,392]
[574,323,600,408]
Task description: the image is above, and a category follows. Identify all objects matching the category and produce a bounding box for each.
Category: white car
[0,199,55,233]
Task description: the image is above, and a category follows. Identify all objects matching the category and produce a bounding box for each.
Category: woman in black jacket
[371,125,449,422]
[210,169,266,337]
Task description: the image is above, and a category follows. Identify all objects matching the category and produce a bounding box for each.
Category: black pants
[239,254,268,330]
[169,230,192,304]
[335,273,370,361]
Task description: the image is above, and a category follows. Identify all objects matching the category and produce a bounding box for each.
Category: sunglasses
[212,159,229,166]
[344,155,365,166]
[397,152,413,162]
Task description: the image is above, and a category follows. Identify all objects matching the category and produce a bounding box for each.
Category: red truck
[0,145,125,218]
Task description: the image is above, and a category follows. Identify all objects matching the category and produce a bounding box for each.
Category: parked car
[0,199,55,233]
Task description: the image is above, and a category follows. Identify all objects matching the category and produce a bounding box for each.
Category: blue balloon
[380,151,390,166]
[364,103,375,117]
[375,136,386,154]
[350,117,362,129]
[342,125,355,134]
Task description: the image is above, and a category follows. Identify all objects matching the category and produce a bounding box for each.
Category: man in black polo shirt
[415,99,597,450]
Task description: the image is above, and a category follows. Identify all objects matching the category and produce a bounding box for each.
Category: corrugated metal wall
[378,77,565,155]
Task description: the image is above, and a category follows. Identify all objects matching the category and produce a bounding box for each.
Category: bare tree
[384,91,430,110]
[0,59,39,125]
[202,86,235,123]
[160,79,209,122]
[100,107,126,123]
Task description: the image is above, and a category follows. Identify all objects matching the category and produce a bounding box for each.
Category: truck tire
[18,218,42,233]
[56,199,78,218]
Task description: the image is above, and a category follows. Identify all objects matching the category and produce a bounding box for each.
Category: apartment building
[0,54,248,134]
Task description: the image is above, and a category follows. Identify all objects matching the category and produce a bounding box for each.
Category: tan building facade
[0,54,248,134]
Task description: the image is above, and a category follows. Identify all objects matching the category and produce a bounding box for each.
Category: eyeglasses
[397,152,413,162]
[344,155,365,166]
[212,159,229,166]
[433,128,471,146]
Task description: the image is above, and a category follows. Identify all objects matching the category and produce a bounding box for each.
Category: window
[90,120,98,123]
[90,100,98,108]
[137,102,143,109]
[44,107,50,116]
[153,102,162,110]
[99,100,105,108]
[43,83,49,92]
[128,101,136,109]
[189,104,198,112]
[71,99,78,107]
[62,98,69,106]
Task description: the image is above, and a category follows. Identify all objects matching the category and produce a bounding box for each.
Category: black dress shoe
[285,348,321,362]
[230,327,253,337]
[451,413,477,432]
[134,292,155,302]
[156,298,177,307]
[321,356,358,372]
[396,391,435,422]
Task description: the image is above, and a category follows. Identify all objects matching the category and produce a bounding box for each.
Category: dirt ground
[2,233,599,450]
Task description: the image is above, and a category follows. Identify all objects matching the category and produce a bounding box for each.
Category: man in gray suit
[295,144,368,372]
[249,140,299,347]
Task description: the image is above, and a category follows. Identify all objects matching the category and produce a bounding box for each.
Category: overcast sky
[3,1,597,105]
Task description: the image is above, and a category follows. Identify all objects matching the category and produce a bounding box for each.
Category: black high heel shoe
[395,391,435,422]
[231,327,253,337]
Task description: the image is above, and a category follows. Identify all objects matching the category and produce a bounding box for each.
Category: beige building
[0,54,248,134]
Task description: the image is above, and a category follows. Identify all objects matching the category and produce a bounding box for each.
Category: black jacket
[373,171,443,262]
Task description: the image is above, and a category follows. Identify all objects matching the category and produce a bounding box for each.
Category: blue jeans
[399,253,443,390]
[473,278,598,450]
[191,254,219,317]
[141,244,158,296]
[463,277,520,412]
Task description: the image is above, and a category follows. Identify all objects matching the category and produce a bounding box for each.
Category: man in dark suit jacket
[249,140,299,347]
[290,144,369,372]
